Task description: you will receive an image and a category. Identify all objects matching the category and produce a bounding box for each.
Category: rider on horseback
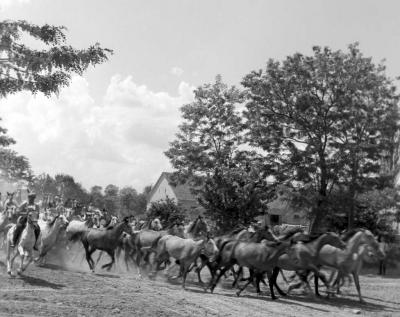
[10,191,41,250]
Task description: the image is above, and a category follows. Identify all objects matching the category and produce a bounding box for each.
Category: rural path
[0,250,399,317]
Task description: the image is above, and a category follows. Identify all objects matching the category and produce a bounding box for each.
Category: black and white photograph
[0,1,399,316]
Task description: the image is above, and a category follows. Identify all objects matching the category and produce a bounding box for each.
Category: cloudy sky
[1,0,400,192]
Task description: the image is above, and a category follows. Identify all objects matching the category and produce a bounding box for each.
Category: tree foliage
[242,43,400,232]
[146,197,187,228]
[0,20,112,97]
[166,76,272,232]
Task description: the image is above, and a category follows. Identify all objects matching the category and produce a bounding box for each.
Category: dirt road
[0,251,399,317]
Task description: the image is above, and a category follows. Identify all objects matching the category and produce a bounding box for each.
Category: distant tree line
[30,174,151,217]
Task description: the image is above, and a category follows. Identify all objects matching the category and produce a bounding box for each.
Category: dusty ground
[0,247,399,317]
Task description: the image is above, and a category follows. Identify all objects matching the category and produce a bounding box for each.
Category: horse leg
[267,270,278,300]
[271,268,287,296]
[84,244,95,272]
[22,254,33,272]
[313,269,329,297]
[209,266,231,293]
[7,244,16,276]
[18,254,25,275]
[181,263,189,290]
[232,266,243,288]
[95,251,103,265]
[236,270,254,297]
[101,250,115,271]
[352,272,364,303]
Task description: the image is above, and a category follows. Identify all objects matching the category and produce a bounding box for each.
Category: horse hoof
[236,291,241,297]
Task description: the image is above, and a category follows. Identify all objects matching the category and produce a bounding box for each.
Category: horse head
[255,225,279,242]
[188,215,209,238]
[121,216,133,235]
[6,191,15,201]
[151,218,163,231]
[5,205,16,220]
[361,229,385,259]
[201,235,219,262]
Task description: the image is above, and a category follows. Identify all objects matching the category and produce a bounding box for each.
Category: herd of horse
[0,191,387,305]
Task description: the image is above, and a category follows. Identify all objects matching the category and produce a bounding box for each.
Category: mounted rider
[10,191,41,250]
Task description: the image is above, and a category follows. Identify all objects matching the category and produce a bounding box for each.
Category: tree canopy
[0,20,112,97]
[166,76,272,232]
[242,43,400,232]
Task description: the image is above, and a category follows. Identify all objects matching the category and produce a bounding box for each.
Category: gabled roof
[148,172,198,203]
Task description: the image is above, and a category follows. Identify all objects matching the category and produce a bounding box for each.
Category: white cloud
[170,67,184,77]
[0,0,30,10]
[0,75,195,190]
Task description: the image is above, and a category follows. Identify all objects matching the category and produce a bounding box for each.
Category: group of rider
[3,191,112,250]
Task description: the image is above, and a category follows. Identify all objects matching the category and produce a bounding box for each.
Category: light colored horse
[316,229,384,303]
[0,204,17,247]
[36,214,69,264]
[274,232,346,297]
[6,212,38,276]
[329,243,375,293]
[151,234,219,289]
[131,224,185,277]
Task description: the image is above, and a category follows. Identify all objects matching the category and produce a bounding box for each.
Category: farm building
[147,172,309,227]
[146,172,205,220]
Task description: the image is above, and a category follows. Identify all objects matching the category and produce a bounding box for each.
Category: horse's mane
[341,228,363,241]
[186,218,197,234]
[278,227,304,241]
[47,215,60,227]
[84,218,94,226]
[226,226,247,236]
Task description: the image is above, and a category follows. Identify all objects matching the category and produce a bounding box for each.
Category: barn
[146,172,205,220]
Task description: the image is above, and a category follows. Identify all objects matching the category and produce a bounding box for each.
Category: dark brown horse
[81,217,132,272]
[207,238,292,299]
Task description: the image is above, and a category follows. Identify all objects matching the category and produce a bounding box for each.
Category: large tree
[0,20,112,97]
[243,43,400,232]
[165,76,271,232]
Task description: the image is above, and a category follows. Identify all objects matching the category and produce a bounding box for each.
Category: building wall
[147,177,177,209]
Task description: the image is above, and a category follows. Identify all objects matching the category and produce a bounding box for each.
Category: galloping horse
[316,228,384,303]
[151,233,219,289]
[0,192,18,245]
[208,238,292,299]
[36,214,69,264]
[81,217,132,272]
[6,212,38,276]
[185,215,209,239]
[272,232,346,297]
[131,223,185,277]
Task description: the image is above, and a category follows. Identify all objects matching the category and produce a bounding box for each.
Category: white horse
[6,212,38,276]
[36,214,69,264]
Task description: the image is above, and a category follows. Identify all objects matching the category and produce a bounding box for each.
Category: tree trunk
[348,157,358,230]
[310,151,328,234]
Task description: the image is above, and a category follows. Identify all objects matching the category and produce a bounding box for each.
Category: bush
[146,197,187,228]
